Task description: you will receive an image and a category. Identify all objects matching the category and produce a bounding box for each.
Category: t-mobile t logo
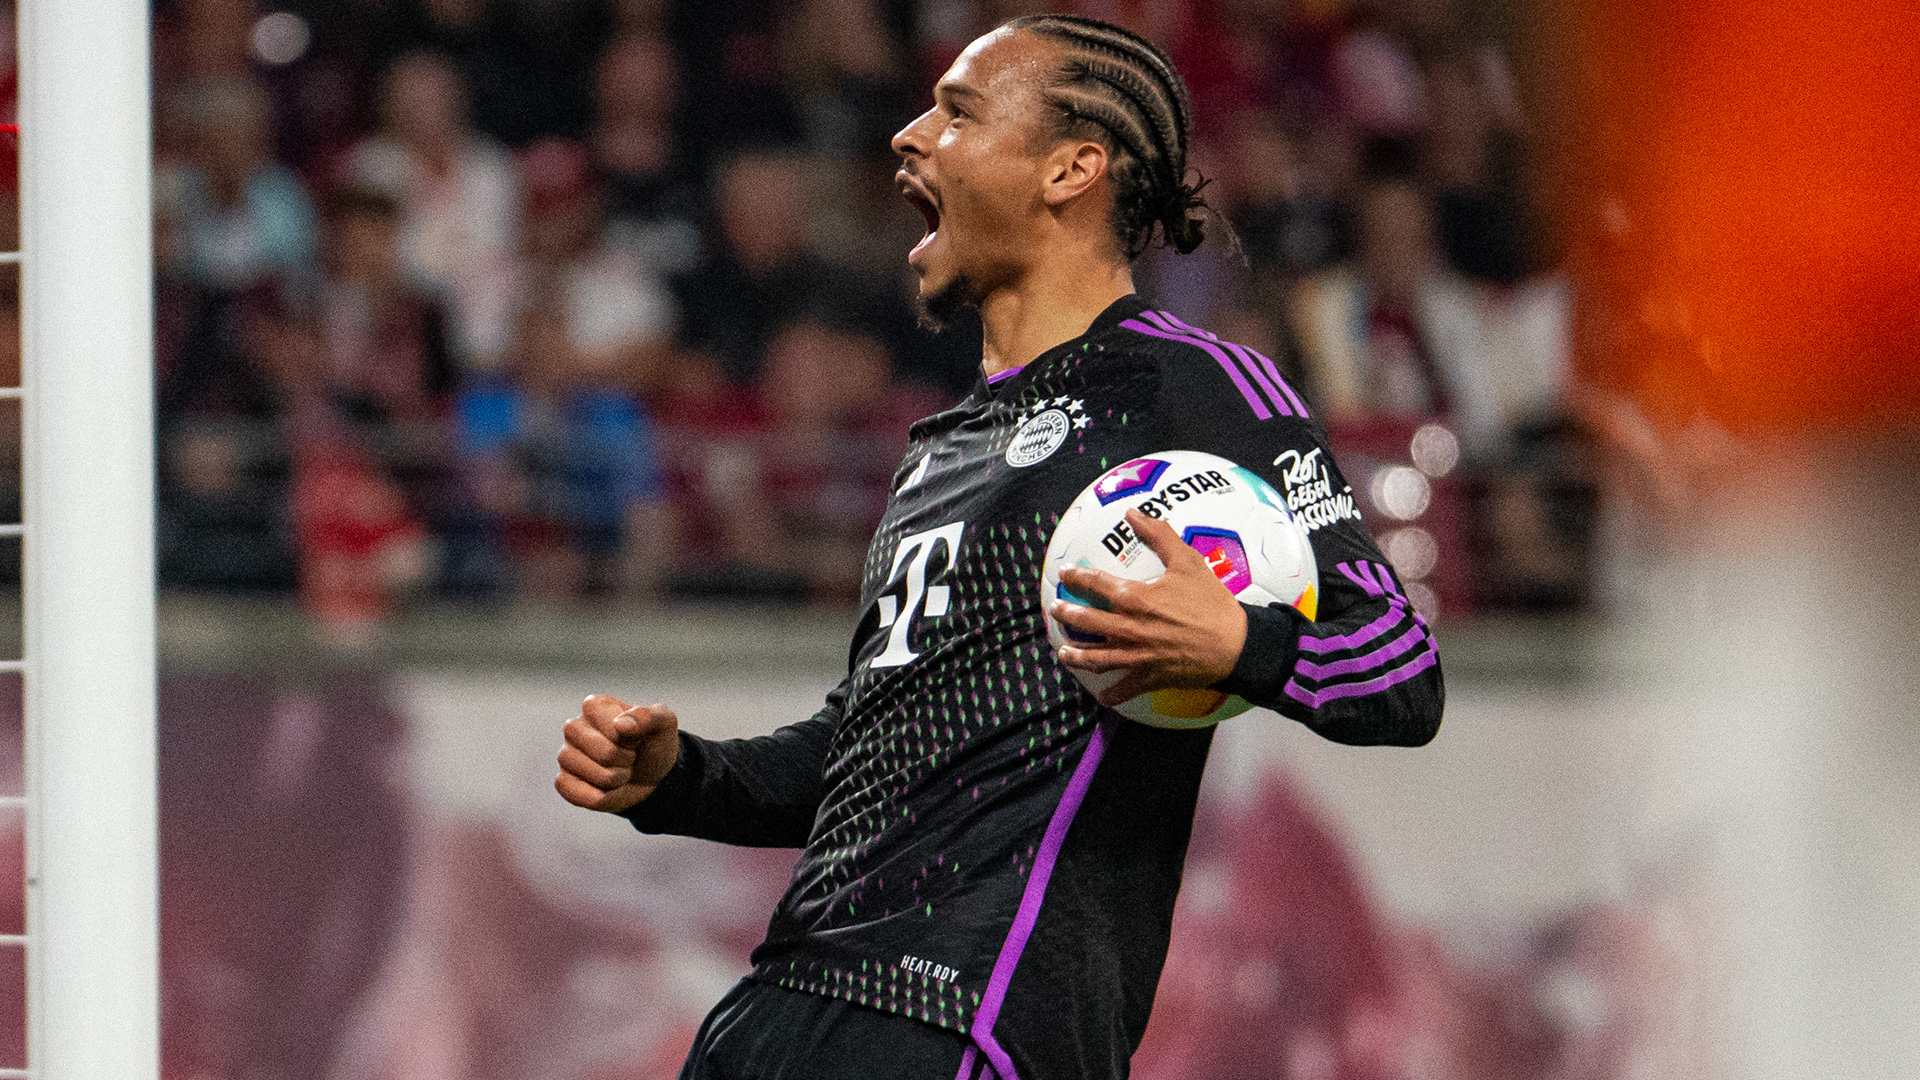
[870,521,965,669]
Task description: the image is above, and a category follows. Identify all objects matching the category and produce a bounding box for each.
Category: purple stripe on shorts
[986,365,1025,385]
[1119,319,1271,420]
[1298,599,1409,655]
[1284,645,1439,707]
[968,719,1115,1080]
[1294,622,1429,680]
[1149,311,1294,418]
[954,1045,980,1080]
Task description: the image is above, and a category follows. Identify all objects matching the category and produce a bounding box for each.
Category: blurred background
[0,0,1917,1075]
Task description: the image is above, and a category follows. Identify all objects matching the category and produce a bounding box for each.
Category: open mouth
[897,171,941,264]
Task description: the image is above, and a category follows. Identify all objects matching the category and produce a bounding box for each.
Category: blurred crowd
[110,0,1589,620]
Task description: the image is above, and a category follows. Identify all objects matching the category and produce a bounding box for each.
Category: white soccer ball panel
[1040,450,1320,729]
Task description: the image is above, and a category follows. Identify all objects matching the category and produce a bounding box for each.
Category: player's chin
[913,268,980,333]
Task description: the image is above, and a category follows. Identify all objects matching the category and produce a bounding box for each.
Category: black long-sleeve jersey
[626,295,1443,1080]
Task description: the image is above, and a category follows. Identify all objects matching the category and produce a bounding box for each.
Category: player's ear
[1042,140,1108,208]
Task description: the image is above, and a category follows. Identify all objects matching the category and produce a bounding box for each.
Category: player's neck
[977,257,1134,379]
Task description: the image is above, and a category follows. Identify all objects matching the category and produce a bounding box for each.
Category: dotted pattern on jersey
[766,957,983,1030]
[754,343,1158,1031]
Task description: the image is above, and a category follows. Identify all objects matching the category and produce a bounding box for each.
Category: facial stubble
[914,272,984,333]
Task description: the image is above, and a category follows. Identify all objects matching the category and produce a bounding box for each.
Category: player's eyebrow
[935,81,985,110]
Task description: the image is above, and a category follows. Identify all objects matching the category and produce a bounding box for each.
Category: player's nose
[891,108,936,159]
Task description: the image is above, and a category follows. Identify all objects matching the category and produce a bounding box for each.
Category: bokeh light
[250,12,310,67]
[1380,526,1439,581]
[1409,423,1459,478]
[1369,465,1432,521]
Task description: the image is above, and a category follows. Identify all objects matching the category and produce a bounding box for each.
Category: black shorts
[680,978,995,1080]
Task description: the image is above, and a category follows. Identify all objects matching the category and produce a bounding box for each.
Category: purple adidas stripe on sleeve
[1284,646,1439,707]
[1146,310,1299,419]
[1119,318,1272,420]
[1294,622,1431,680]
[1298,599,1409,655]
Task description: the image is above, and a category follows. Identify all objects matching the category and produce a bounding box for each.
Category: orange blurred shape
[1572,0,1920,431]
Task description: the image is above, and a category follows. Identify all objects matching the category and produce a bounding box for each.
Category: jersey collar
[972,293,1154,401]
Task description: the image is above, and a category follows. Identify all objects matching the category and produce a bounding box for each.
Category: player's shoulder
[1092,305,1317,425]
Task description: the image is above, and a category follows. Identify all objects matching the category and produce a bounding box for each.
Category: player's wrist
[1212,602,1304,701]
[1202,599,1249,684]
[621,730,698,826]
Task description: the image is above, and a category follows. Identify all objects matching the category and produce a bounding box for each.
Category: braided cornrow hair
[1003,13,1214,259]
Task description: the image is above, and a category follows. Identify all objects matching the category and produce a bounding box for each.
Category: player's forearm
[621,720,834,847]
[1219,596,1445,746]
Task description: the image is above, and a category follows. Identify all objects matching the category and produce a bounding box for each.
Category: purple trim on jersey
[969,719,1115,1080]
[986,366,1025,385]
[1147,311,1297,419]
[1219,339,1296,418]
[1284,646,1438,707]
[1338,560,1390,597]
[1155,309,1313,418]
[1249,346,1311,417]
[1294,622,1430,679]
[1298,600,1407,654]
[1119,318,1272,420]
[955,1045,980,1080]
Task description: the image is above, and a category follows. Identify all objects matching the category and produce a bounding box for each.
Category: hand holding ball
[1041,451,1319,728]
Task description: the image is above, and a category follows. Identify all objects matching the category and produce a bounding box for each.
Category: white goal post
[18,0,159,1072]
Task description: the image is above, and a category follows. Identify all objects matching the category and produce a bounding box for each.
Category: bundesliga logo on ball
[1041,450,1320,728]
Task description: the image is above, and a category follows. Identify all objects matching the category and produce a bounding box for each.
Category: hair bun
[1159,173,1210,255]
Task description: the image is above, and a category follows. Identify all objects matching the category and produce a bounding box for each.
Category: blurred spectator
[135,0,1589,614]
[454,355,671,604]
[385,0,524,138]
[518,137,675,393]
[1291,178,1586,610]
[152,89,308,592]
[345,50,521,369]
[161,77,318,289]
[1424,51,1535,283]
[1292,178,1565,461]
[781,0,911,158]
[673,147,896,383]
[758,319,921,599]
[653,348,792,600]
[1223,110,1351,284]
[593,33,705,275]
[290,187,460,426]
[449,137,674,602]
[159,0,259,83]
[668,0,804,154]
[269,187,461,627]
[386,0,606,146]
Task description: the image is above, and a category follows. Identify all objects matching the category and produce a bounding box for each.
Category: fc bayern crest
[1006,397,1087,467]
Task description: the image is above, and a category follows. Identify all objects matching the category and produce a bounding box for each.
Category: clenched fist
[554,694,681,814]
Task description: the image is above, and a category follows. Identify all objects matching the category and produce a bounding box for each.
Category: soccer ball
[1041,450,1320,728]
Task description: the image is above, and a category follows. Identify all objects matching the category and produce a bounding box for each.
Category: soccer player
[555,15,1443,1080]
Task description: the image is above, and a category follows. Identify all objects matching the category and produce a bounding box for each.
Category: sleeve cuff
[619,730,703,833]
[1214,601,1305,705]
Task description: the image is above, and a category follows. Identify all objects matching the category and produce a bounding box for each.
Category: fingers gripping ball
[1041,451,1319,727]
